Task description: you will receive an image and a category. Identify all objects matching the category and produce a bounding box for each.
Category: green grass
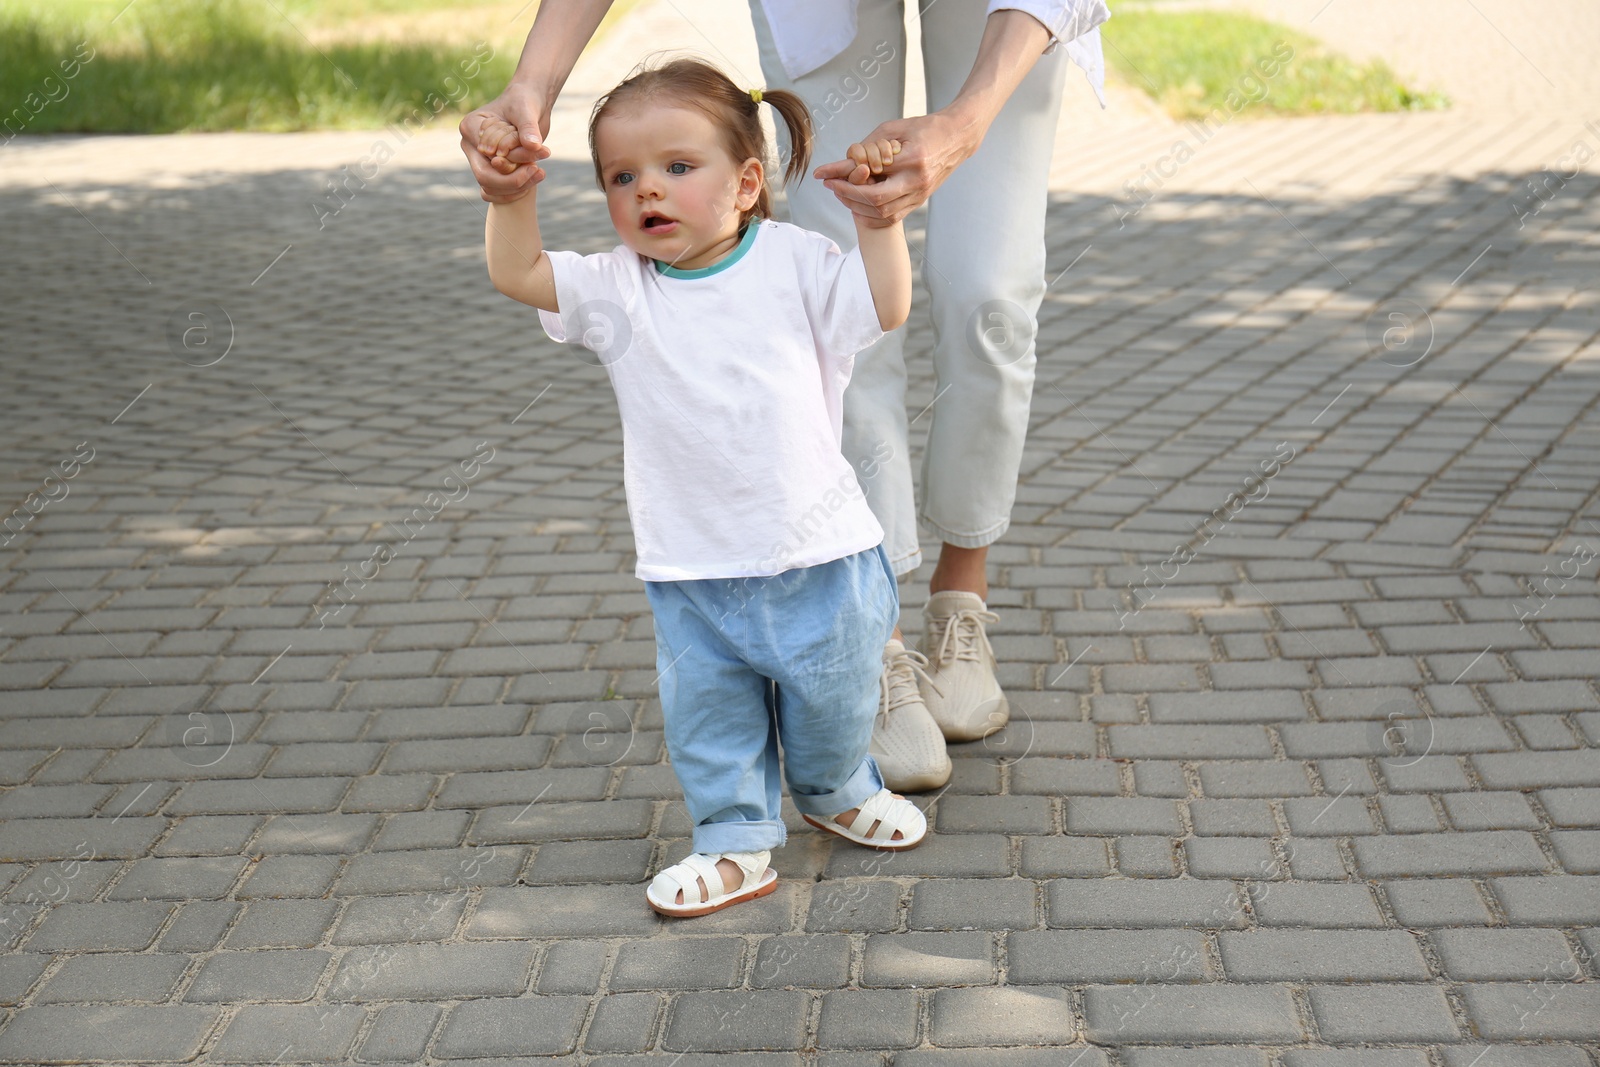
[0,0,518,133]
[1103,10,1448,119]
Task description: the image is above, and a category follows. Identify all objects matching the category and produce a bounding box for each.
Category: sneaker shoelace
[880,644,938,722]
[928,606,1000,670]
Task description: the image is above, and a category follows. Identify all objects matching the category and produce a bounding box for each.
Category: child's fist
[844,138,901,185]
[477,118,522,175]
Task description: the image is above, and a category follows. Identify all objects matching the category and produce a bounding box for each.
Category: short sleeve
[799,229,885,367]
[537,247,639,364]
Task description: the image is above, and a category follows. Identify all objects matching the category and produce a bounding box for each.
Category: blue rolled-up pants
[645,542,900,854]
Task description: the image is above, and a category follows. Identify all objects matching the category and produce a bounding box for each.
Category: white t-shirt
[537,218,887,583]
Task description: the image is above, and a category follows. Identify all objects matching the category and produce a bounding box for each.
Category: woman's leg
[746,0,923,579]
[915,2,1071,566]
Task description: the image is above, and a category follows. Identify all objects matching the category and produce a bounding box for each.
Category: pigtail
[758,88,813,190]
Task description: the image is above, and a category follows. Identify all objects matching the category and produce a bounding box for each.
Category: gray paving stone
[342,772,437,812]
[1048,880,1246,928]
[1008,929,1212,983]
[807,878,903,933]
[332,891,465,944]
[325,941,535,1000]
[1082,985,1303,1044]
[750,934,851,988]
[1438,1047,1597,1067]
[1110,726,1274,759]
[1246,882,1385,927]
[105,855,249,900]
[586,992,663,1054]
[1474,750,1600,789]
[1458,982,1600,1040]
[818,988,920,1050]
[661,990,809,1052]
[1550,829,1600,873]
[224,899,340,948]
[936,795,1053,834]
[356,1002,443,1063]
[862,932,994,986]
[237,853,344,898]
[1196,761,1314,797]
[433,995,588,1057]
[1352,831,1549,877]
[369,809,470,851]
[158,899,241,952]
[896,1051,1108,1067]
[0,1004,220,1063]
[1490,875,1600,924]
[166,777,350,815]
[1066,797,1182,835]
[336,846,526,896]
[525,838,655,884]
[1019,836,1112,877]
[1281,1052,1430,1067]
[1381,879,1495,926]
[153,814,263,856]
[610,937,743,991]
[1218,929,1429,980]
[1282,795,1377,836]
[469,884,661,936]
[1307,984,1460,1042]
[1189,800,1277,837]
[1121,1051,1270,1067]
[23,901,173,952]
[1431,926,1581,979]
[187,948,331,1002]
[910,878,1037,930]
[928,986,1075,1047]
[1011,758,1123,796]
[1117,835,1181,877]
[535,939,610,995]
[34,952,189,1003]
[1184,838,1276,879]
[209,1004,363,1062]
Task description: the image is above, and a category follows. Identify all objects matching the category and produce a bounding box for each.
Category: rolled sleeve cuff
[993,0,1112,108]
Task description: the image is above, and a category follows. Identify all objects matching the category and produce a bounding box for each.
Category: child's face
[595,102,762,271]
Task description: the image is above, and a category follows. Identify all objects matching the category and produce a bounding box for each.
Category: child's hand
[477,118,523,176]
[844,138,901,185]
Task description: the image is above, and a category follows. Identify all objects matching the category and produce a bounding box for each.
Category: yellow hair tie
[749,88,763,104]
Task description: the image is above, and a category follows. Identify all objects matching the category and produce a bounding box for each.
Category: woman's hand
[814,111,982,227]
[459,84,554,203]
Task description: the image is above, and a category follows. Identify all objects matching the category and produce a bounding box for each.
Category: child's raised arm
[484,118,558,312]
[845,138,911,332]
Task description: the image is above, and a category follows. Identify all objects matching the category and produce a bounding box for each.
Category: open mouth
[641,213,678,235]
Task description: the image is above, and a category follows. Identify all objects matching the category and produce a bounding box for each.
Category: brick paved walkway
[1,0,1598,1062]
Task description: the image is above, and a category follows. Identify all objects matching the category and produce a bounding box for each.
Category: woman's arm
[486,191,557,312]
[814,8,1053,225]
[459,0,616,203]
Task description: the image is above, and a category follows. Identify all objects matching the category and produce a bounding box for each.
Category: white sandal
[802,788,927,851]
[645,849,778,917]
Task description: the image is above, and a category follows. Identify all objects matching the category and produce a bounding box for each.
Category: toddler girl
[479,56,925,916]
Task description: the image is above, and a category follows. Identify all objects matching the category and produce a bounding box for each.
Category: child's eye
[668,162,690,174]
[612,172,633,186]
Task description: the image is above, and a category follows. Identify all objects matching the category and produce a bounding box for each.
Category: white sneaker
[869,639,952,792]
[919,590,1008,742]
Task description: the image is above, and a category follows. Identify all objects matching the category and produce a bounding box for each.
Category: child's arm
[845,138,912,332]
[483,120,558,311]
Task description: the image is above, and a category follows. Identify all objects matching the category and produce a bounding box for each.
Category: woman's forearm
[507,0,617,103]
[940,9,1054,148]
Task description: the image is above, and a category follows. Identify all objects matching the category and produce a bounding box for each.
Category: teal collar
[653,216,761,278]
